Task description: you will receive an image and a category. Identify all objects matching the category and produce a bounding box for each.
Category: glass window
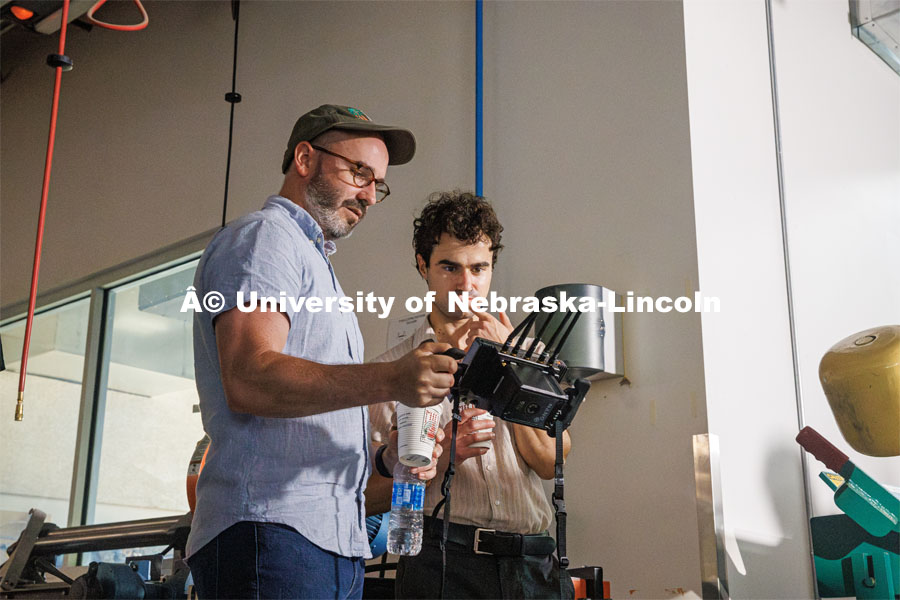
[0,298,91,555]
[85,260,203,562]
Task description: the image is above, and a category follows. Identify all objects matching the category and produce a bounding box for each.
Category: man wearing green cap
[185,105,453,599]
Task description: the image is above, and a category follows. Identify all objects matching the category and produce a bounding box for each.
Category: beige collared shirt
[369,321,553,535]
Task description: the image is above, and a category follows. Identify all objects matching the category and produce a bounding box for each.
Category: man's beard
[305,170,366,240]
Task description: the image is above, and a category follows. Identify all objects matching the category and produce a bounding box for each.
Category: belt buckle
[473,528,496,555]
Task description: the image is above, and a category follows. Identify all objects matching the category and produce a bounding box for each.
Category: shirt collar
[264,195,338,257]
[413,317,437,345]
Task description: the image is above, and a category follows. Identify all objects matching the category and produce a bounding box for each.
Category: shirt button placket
[482,453,502,524]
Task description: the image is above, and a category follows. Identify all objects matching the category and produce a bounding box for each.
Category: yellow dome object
[819,325,900,457]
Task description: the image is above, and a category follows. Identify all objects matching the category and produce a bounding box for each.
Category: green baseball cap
[282,104,416,173]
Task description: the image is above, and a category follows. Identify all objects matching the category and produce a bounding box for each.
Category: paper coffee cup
[396,403,444,467]
[464,403,494,450]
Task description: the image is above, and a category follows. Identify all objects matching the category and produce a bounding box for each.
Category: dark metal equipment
[0,509,192,598]
[452,309,591,434]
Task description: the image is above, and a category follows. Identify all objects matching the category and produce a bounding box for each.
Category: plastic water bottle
[386,463,425,555]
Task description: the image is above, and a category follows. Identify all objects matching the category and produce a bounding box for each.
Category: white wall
[769,0,900,510]
[683,0,814,596]
[684,0,900,597]
[484,2,707,597]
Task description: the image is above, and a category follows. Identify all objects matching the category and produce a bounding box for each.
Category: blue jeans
[187,521,364,600]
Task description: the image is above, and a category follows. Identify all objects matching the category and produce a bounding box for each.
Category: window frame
[0,228,215,531]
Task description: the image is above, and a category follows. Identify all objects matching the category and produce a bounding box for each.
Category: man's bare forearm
[214,309,454,418]
[511,424,572,480]
[224,351,398,418]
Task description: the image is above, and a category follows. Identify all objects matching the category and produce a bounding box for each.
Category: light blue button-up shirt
[186,195,370,559]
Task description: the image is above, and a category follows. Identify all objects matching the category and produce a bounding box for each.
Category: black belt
[424,517,556,557]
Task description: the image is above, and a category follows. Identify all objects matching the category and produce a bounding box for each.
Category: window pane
[90,261,203,551]
[0,298,91,553]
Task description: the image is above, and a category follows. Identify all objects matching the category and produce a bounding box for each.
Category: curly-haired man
[368,191,574,599]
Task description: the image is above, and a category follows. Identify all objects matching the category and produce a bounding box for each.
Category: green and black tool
[797,426,899,538]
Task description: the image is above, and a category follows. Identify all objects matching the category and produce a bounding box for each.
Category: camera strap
[431,394,462,600]
[553,419,569,598]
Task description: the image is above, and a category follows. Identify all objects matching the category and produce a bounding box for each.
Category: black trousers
[395,527,574,600]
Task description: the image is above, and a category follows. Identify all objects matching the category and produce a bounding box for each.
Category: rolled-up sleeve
[201,220,306,323]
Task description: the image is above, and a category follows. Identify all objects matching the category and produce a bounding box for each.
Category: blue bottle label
[402,483,412,506]
[391,482,406,507]
[410,484,425,510]
[392,481,425,510]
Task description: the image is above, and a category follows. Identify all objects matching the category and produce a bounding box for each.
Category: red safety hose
[15,0,72,422]
[87,0,149,32]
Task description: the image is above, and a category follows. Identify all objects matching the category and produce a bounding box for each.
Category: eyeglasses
[310,144,390,202]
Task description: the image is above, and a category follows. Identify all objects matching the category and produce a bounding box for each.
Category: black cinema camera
[448,310,590,435]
